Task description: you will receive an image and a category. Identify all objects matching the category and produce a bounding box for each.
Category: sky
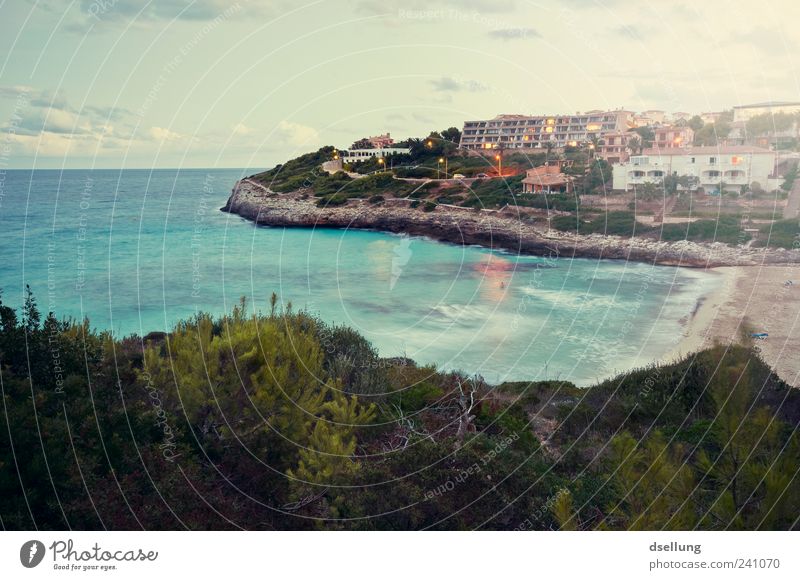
[0,0,798,169]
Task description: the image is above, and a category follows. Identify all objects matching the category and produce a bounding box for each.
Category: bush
[755,219,800,249]
[316,194,349,207]
[659,216,747,245]
[368,194,385,204]
[551,211,646,237]
[422,201,436,212]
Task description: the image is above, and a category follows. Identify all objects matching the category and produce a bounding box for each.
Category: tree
[440,126,462,144]
[663,174,696,194]
[695,364,800,530]
[746,112,797,137]
[350,138,374,149]
[693,121,731,146]
[544,141,556,162]
[604,432,698,530]
[627,135,643,155]
[632,126,655,150]
[583,158,612,194]
[688,115,704,132]
[635,181,662,201]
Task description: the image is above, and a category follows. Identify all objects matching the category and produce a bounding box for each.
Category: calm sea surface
[0,168,718,385]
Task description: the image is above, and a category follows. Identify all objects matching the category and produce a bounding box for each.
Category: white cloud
[148,126,185,142]
[232,122,253,136]
[274,120,319,148]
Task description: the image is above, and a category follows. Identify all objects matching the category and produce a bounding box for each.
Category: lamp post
[495,153,502,177]
[378,157,385,172]
[439,157,448,178]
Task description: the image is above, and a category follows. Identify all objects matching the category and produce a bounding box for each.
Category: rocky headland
[222,179,800,268]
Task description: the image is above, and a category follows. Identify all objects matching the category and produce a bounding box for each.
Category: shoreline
[665,265,800,387]
[223,180,800,269]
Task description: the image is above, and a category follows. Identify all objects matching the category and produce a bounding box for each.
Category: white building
[733,101,800,123]
[340,147,410,163]
[612,146,779,193]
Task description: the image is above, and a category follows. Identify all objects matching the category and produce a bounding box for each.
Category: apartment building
[612,146,778,193]
[459,110,631,150]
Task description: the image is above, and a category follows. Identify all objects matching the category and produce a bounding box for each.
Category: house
[611,146,779,193]
[521,161,575,194]
[632,110,667,127]
[340,146,410,163]
[653,126,694,149]
[597,131,633,163]
[350,133,396,150]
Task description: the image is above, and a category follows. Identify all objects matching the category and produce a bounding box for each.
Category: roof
[733,101,800,109]
[639,145,775,156]
[521,173,573,186]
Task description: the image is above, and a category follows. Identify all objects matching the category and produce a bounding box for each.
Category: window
[709,157,717,164]
[690,157,695,163]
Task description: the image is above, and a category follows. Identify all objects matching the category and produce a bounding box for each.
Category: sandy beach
[669,263,800,387]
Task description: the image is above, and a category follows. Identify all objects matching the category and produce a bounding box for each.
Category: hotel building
[459,110,631,150]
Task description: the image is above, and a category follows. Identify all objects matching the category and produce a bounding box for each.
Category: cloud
[231,123,253,136]
[60,0,282,32]
[274,120,319,148]
[356,0,517,16]
[734,26,795,56]
[430,77,488,93]
[148,126,185,142]
[487,27,540,41]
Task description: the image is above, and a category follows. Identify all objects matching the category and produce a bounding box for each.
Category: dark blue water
[0,168,718,384]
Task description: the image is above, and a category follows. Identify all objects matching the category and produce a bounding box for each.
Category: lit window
[731,156,742,165]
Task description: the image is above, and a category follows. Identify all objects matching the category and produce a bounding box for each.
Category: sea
[0,168,719,386]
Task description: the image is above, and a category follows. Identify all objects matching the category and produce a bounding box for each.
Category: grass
[754,219,800,249]
[551,211,643,237]
[658,216,748,245]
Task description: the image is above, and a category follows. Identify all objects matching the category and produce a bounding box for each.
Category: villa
[521,161,575,194]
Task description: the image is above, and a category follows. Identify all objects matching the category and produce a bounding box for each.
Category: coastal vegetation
[2,290,798,530]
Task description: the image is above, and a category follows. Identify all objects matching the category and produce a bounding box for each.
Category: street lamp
[439,157,448,178]
[378,157,385,171]
[495,154,502,177]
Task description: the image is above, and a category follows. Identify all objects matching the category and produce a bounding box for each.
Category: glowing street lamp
[495,153,502,177]
[378,157,385,171]
[439,157,448,178]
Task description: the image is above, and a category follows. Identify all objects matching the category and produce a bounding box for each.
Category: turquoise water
[0,168,717,385]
